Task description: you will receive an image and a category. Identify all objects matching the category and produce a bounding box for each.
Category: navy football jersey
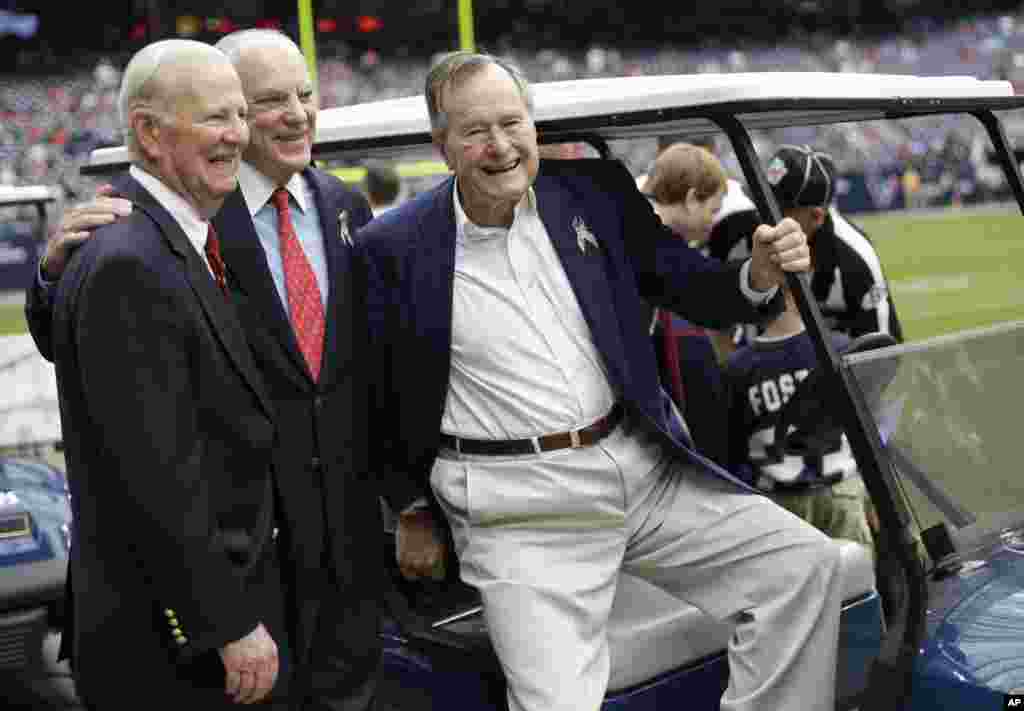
[724,329,851,486]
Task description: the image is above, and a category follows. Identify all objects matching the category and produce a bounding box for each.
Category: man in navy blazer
[48,39,286,709]
[357,52,844,711]
[28,31,381,711]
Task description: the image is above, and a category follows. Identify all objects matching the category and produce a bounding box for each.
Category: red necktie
[272,188,325,381]
[204,223,227,294]
[658,309,686,410]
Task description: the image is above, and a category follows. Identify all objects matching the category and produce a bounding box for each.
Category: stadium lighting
[356,15,383,33]
[206,17,237,34]
[176,15,200,37]
[317,18,338,33]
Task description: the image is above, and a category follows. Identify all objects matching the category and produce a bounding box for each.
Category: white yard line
[891,275,971,295]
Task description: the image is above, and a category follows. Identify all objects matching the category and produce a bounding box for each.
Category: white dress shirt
[442,185,619,440]
[129,165,215,277]
[441,181,777,441]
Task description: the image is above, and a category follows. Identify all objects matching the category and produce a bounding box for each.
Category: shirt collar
[452,179,537,244]
[755,326,807,345]
[238,161,309,217]
[129,165,209,257]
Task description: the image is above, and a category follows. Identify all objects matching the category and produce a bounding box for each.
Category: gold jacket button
[164,609,175,618]
[175,636,188,645]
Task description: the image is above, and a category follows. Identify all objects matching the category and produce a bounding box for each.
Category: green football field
[855,206,1024,342]
[2,206,1022,340]
[0,302,26,336]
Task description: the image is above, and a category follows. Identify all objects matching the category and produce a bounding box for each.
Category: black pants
[285,556,381,711]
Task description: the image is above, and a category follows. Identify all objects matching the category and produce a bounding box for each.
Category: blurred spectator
[537,142,587,160]
[363,161,401,216]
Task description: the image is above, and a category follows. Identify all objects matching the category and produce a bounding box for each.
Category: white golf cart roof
[83,71,1023,172]
[0,184,59,208]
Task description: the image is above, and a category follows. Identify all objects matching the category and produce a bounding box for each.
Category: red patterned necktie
[204,223,227,294]
[271,188,325,381]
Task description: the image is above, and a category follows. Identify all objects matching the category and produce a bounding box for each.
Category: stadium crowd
[2,8,1024,210]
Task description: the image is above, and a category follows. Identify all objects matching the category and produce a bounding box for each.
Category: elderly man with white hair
[45,38,294,709]
[30,29,382,711]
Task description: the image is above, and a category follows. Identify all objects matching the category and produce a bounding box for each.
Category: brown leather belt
[439,404,624,456]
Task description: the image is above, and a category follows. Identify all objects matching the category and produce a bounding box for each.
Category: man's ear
[132,110,164,163]
[683,187,699,212]
[433,132,452,169]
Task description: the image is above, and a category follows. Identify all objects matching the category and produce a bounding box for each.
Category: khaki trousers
[431,417,842,711]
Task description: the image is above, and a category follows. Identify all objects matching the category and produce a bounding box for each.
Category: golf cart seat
[605,539,874,691]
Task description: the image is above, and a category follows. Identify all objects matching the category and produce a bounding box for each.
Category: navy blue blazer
[209,167,382,664]
[50,173,283,702]
[26,167,382,666]
[356,159,783,510]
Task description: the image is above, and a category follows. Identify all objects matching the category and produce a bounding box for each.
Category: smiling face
[434,62,538,227]
[141,60,248,218]
[234,41,317,186]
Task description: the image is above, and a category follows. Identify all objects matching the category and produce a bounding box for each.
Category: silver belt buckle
[569,429,582,448]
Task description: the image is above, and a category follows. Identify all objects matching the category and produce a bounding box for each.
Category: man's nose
[283,94,306,122]
[225,114,249,146]
[488,128,511,153]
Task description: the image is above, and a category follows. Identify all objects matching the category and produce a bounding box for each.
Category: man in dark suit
[49,39,285,709]
[357,52,843,711]
[28,30,380,711]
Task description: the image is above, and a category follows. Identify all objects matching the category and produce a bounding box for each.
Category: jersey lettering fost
[725,330,851,485]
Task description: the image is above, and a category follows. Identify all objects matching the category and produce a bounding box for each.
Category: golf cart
[84,71,1024,710]
[0,184,57,292]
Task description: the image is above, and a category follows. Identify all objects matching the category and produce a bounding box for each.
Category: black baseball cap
[765,145,836,209]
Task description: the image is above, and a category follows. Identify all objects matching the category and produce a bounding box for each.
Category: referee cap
[765,145,836,209]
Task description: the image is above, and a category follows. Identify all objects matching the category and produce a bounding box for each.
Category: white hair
[215,29,302,66]
[118,39,230,160]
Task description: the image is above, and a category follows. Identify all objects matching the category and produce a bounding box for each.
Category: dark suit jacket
[26,167,381,669]
[212,167,381,667]
[50,173,281,706]
[355,158,783,512]
[650,311,730,467]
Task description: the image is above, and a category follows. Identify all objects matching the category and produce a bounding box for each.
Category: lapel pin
[338,210,352,246]
[573,216,599,255]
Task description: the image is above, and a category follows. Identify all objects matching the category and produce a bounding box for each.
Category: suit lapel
[412,179,458,422]
[306,168,352,390]
[213,190,311,388]
[114,175,273,419]
[533,174,629,393]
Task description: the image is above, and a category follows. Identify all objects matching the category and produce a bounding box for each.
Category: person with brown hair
[641,141,731,465]
[642,142,726,245]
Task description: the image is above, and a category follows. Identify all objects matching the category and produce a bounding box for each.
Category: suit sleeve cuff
[739,259,778,305]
